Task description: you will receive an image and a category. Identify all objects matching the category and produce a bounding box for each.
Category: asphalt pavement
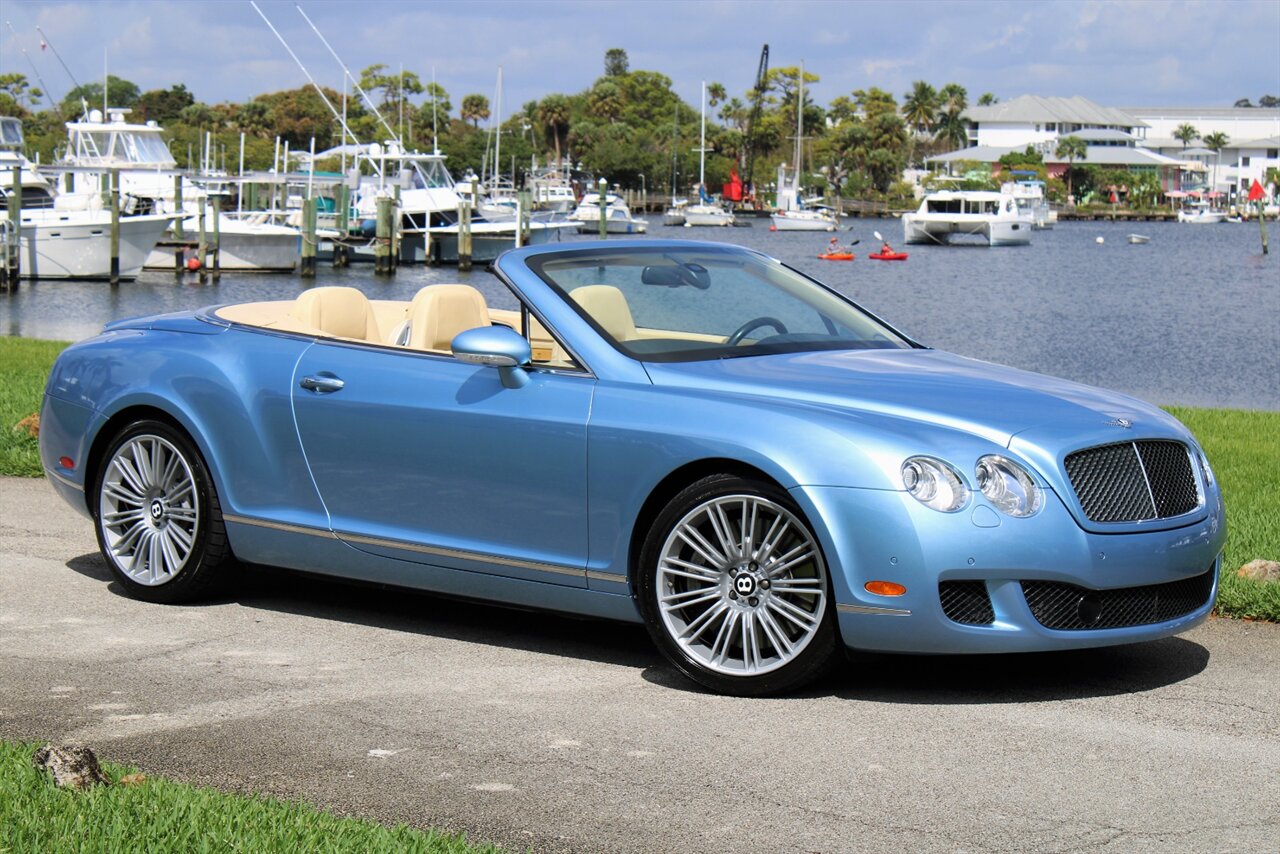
[3,475,1278,853]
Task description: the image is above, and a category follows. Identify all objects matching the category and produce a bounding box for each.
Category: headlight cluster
[902,454,1043,517]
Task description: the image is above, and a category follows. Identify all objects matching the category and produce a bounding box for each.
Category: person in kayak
[880,240,894,255]
[827,236,843,255]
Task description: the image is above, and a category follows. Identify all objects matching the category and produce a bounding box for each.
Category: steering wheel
[725,316,789,346]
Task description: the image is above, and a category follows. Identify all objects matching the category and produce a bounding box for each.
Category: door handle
[299,374,345,393]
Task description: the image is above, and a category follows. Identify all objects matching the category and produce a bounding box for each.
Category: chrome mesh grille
[1064,440,1199,523]
[1021,568,1215,630]
[939,581,994,625]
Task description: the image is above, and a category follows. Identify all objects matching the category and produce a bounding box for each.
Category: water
[3,218,1277,410]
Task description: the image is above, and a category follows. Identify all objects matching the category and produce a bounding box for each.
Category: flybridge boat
[902,190,1034,246]
[60,109,298,271]
[1001,178,1055,229]
[568,192,648,234]
[0,116,173,280]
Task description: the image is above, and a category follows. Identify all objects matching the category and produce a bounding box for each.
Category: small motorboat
[1127,234,1150,244]
[818,253,855,261]
[869,251,909,261]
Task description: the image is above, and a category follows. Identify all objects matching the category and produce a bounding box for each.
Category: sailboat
[683,82,735,227]
[771,63,838,232]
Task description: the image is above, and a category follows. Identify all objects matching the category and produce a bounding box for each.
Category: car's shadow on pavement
[68,553,1211,703]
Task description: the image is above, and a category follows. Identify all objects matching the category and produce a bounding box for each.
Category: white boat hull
[1177,210,1227,224]
[13,211,173,280]
[574,218,648,234]
[683,209,735,227]
[144,218,299,271]
[902,214,1033,246]
[770,211,838,231]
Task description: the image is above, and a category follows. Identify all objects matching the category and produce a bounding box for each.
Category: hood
[643,348,1171,448]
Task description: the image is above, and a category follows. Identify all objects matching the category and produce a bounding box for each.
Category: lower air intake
[1021,567,1215,630]
[939,581,994,625]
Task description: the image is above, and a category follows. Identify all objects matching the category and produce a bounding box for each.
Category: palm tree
[707,82,727,108]
[977,92,998,106]
[1054,135,1088,204]
[460,94,490,128]
[902,81,937,135]
[587,81,623,124]
[537,94,572,173]
[938,83,967,116]
[934,110,969,151]
[1173,123,1199,149]
[1202,132,1229,195]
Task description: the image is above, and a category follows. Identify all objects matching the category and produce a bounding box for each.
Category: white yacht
[1,116,173,280]
[1001,179,1056,229]
[770,66,838,232]
[902,190,1034,246]
[568,192,648,234]
[61,109,298,271]
[684,82,736,228]
[1177,203,1227,224]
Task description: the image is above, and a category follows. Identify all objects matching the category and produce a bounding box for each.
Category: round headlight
[975,455,1043,517]
[902,456,969,513]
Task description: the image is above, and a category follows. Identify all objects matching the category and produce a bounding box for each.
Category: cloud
[861,57,914,76]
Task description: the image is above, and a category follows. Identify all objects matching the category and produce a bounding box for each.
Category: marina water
[3,218,1276,411]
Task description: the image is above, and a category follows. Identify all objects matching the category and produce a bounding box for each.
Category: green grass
[0,337,68,477]
[1166,406,1280,621]
[1,336,1277,620]
[0,741,502,854]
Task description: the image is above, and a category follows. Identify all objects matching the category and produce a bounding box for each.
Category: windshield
[0,118,23,147]
[528,245,912,362]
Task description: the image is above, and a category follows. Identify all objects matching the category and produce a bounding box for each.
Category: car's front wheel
[92,419,233,603]
[637,474,839,695]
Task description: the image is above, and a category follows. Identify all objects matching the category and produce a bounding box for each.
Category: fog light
[865,580,907,596]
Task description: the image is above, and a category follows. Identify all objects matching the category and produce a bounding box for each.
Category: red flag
[39,39,47,51]
[1249,179,1264,202]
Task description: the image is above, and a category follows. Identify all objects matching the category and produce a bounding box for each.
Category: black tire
[91,419,234,603]
[637,473,839,696]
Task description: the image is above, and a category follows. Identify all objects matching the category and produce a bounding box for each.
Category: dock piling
[458,198,473,272]
[598,178,608,240]
[375,196,394,276]
[109,169,120,286]
[301,197,317,277]
[197,200,208,282]
[211,196,222,281]
[173,175,185,273]
[3,165,21,287]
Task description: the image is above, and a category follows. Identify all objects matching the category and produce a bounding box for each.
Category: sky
[3,0,1279,115]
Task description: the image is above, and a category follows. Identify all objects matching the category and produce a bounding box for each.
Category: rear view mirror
[641,263,711,289]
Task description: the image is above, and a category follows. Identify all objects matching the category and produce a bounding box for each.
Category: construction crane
[741,44,769,206]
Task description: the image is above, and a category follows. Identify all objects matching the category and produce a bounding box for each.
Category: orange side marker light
[58,457,75,470]
[864,580,907,597]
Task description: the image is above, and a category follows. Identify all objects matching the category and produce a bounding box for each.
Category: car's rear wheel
[637,474,839,696]
[93,419,233,603]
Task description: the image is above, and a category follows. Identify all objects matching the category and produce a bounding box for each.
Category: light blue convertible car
[40,241,1225,695]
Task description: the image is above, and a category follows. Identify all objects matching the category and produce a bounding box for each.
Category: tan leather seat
[290,286,383,342]
[569,285,636,341]
[405,284,492,351]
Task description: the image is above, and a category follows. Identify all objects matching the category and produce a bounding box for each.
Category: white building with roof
[1122,107,1280,197]
[962,95,1148,149]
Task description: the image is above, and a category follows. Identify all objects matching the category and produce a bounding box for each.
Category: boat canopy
[66,122,176,168]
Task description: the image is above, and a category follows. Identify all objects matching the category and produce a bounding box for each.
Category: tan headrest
[569,285,636,342]
[406,285,492,351]
[291,287,382,342]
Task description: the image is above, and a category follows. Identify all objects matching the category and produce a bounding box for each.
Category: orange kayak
[817,253,855,261]
[869,251,908,261]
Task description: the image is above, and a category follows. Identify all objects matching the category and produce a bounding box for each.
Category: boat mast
[699,81,706,192]
[795,62,803,196]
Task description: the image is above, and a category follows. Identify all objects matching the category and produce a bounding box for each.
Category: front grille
[1021,568,1215,630]
[939,581,994,625]
[1064,440,1199,523]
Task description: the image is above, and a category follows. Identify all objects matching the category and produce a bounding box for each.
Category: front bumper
[791,484,1225,654]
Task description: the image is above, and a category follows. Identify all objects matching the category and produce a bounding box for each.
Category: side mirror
[451,326,533,389]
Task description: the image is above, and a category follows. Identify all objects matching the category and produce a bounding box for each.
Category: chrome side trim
[223,514,336,539]
[46,469,85,492]
[337,531,584,579]
[837,603,912,617]
[585,570,627,583]
[222,513,588,580]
